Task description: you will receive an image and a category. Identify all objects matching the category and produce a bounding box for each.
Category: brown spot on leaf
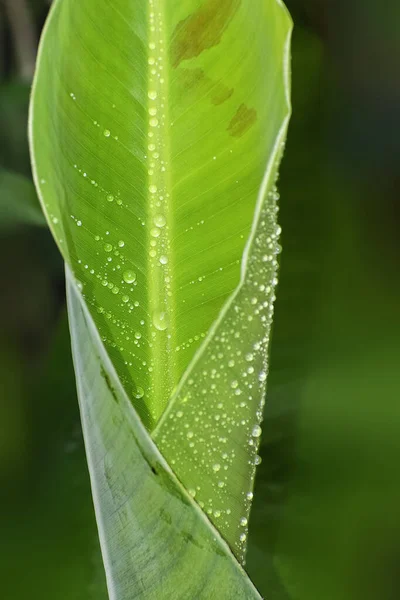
[227,103,257,137]
[171,0,241,68]
[211,84,234,105]
[179,67,234,106]
[180,67,206,89]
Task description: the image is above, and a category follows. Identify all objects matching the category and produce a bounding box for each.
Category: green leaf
[29,0,292,591]
[0,169,45,230]
[67,269,262,599]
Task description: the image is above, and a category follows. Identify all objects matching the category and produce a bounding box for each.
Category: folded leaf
[30,0,292,592]
[67,269,262,599]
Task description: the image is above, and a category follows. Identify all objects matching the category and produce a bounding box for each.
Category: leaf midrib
[146,0,176,429]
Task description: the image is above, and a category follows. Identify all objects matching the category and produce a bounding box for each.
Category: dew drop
[134,387,144,399]
[118,240,125,247]
[104,243,113,252]
[259,371,267,383]
[150,227,161,238]
[103,129,111,137]
[149,184,157,194]
[159,255,168,265]
[212,463,221,472]
[252,425,262,438]
[123,270,136,284]
[154,214,166,227]
[148,90,157,100]
[107,194,114,202]
[153,311,168,331]
[240,517,248,526]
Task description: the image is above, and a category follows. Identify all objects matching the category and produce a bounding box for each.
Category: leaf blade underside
[67,269,262,600]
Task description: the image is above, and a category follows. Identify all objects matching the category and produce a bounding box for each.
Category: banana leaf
[29,0,292,596]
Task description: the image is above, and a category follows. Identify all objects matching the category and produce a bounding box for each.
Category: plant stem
[2,0,37,81]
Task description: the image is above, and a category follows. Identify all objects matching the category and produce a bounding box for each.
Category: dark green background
[1,1,399,598]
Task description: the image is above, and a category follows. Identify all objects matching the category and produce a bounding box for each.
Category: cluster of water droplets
[155,186,281,562]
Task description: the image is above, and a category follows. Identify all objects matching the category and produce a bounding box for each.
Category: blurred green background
[1,1,399,599]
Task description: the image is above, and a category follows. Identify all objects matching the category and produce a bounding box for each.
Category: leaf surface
[29,0,292,589]
[30,0,291,426]
[67,270,262,599]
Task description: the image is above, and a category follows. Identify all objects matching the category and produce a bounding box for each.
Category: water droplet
[134,387,144,399]
[122,295,129,303]
[103,129,111,137]
[118,240,125,247]
[259,371,267,383]
[252,425,262,438]
[148,90,157,100]
[149,117,159,127]
[154,214,166,227]
[149,184,157,194]
[104,243,113,252]
[107,194,114,202]
[254,455,262,466]
[240,517,248,526]
[239,533,247,543]
[212,463,221,472]
[150,227,161,238]
[159,255,168,265]
[153,311,168,331]
[123,270,136,284]
[187,431,194,439]
[246,492,254,501]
